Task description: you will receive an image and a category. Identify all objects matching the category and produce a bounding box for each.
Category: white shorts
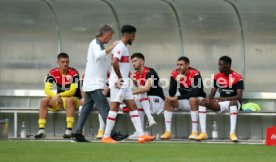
[218,101,241,113]
[110,87,134,102]
[135,95,164,115]
[177,97,204,111]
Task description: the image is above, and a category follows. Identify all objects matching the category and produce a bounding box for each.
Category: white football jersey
[109,40,130,88]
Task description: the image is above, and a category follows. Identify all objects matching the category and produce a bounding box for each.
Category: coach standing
[74,25,118,142]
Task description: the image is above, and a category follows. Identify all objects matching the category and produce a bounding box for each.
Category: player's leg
[139,94,156,127]
[102,101,120,143]
[124,98,155,143]
[128,98,143,140]
[229,100,239,142]
[63,97,79,138]
[196,99,220,141]
[161,99,178,139]
[102,88,121,144]
[188,97,199,140]
[35,97,51,139]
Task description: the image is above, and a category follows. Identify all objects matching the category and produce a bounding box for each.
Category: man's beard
[127,40,133,45]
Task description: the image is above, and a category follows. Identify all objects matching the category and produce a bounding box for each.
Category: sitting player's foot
[148,117,157,127]
[34,129,46,139]
[229,133,238,142]
[188,131,199,140]
[96,130,104,139]
[111,132,129,141]
[161,131,171,140]
[195,132,208,141]
[63,129,72,139]
[138,134,156,143]
[128,131,139,140]
[102,137,119,144]
[74,133,90,142]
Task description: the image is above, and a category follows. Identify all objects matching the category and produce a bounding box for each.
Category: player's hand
[206,97,211,104]
[115,78,124,89]
[49,94,61,106]
[215,97,225,102]
[166,96,177,102]
[112,40,119,46]
[80,98,85,106]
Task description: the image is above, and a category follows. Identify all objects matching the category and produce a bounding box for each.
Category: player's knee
[189,97,198,105]
[230,100,238,107]
[164,103,173,111]
[65,97,75,106]
[199,99,207,106]
[40,97,50,106]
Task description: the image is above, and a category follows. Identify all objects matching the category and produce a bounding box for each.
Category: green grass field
[0,141,275,162]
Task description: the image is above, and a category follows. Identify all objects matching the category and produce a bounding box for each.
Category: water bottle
[20,121,27,138]
[89,127,94,140]
[212,120,218,140]
[156,133,160,140]
[145,122,150,135]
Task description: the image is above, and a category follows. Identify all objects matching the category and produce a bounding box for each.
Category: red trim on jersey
[48,67,78,86]
[133,67,150,86]
[171,67,199,88]
[140,98,150,102]
[120,56,129,63]
[214,70,243,87]
[198,111,207,113]
[137,108,144,112]
[112,55,129,63]
[230,112,238,115]
[131,115,139,118]
[107,117,116,121]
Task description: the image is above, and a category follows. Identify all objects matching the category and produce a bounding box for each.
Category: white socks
[198,106,207,133]
[137,108,145,131]
[140,98,154,121]
[130,110,144,136]
[230,105,238,134]
[164,110,172,132]
[98,114,105,131]
[190,111,199,133]
[103,111,117,138]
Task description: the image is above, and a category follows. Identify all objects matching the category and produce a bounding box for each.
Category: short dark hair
[178,56,190,64]
[57,52,69,59]
[219,56,232,65]
[131,53,145,60]
[121,25,136,34]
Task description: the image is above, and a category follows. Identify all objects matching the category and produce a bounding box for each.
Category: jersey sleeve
[236,79,244,90]
[44,72,56,97]
[145,69,157,80]
[59,83,77,97]
[190,74,201,97]
[112,44,123,60]
[169,76,177,97]
[45,73,55,84]
[91,42,106,62]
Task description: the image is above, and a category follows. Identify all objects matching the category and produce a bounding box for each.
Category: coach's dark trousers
[76,89,111,135]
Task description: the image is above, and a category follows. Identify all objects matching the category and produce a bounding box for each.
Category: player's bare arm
[133,78,152,95]
[112,57,123,88]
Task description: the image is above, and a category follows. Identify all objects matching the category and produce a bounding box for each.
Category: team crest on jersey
[65,75,72,81]
[230,78,235,84]
[117,51,121,55]
[154,98,160,103]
